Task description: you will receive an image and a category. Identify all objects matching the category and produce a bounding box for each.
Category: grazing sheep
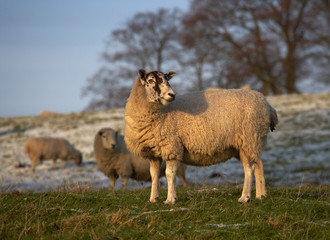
[40,111,60,117]
[24,137,82,172]
[124,69,278,204]
[240,84,251,90]
[94,128,187,192]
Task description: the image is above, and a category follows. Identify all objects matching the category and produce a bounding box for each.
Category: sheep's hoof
[256,194,266,200]
[238,195,250,203]
[163,198,177,205]
[149,197,160,203]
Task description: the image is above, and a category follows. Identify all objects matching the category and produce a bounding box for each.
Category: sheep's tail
[268,103,278,132]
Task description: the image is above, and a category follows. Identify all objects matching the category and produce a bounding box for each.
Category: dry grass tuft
[61,213,92,232]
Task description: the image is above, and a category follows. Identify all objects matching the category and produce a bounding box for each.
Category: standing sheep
[124,69,278,204]
[94,128,187,192]
[24,137,82,172]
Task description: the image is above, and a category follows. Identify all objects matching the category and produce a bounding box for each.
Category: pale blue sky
[0,0,190,117]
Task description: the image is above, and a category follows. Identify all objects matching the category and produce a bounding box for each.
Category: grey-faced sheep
[24,137,82,172]
[124,69,278,204]
[94,128,187,192]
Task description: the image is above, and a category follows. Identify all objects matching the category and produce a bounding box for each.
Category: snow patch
[0,92,329,192]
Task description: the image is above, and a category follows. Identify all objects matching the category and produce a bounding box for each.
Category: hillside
[0,92,329,192]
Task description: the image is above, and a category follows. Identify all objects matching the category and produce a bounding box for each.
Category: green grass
[1,186,329,239]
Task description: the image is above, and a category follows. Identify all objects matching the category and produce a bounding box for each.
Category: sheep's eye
[148,79,154,84]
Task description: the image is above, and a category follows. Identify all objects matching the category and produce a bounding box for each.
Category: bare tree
[182,0,329,94]
[82,8,182,110]
[179,2,230,91]
[302,0,330,85]
[82,1,330,110]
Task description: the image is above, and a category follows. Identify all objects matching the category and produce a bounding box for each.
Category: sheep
[206,85,251,91]
[124,69,278,204]
[94,128,187,192]
[24,137,82,172]
[40,111,60,117]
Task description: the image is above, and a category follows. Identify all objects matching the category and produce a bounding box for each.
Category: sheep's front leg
[164,160,178,204]
[238,153,253,203]
[149,159,161,203]
[51,159,57,170]
[109,173,118,193]
[30,159,38,173]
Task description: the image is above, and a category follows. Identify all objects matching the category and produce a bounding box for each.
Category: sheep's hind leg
[150,159,161,203]
[254,159,266,199]
[121,177,128,190]
[51,159,57,170]
[238,152,253,203]
[177,164,187,187]
[164,160,178,204]
[60,159,65,169]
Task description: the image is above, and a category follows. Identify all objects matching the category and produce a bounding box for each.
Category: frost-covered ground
[0,92,329,192]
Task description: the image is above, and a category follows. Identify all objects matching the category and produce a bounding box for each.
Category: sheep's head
[73,151,82,166]
[138,69,176,106]
[98,128,117,150]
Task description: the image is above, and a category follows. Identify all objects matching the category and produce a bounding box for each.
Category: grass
[0,185,329,239]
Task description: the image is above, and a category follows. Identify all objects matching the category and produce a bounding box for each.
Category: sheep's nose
[111,144,116,149]
[168,93,175,101]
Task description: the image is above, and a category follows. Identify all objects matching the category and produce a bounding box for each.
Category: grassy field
[1,185,329,239]
[0,92,329,239]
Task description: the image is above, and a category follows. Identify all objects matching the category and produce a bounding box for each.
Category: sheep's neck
[126,79,164,121]
[125,79,166,158]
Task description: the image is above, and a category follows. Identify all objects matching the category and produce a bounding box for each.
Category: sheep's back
[166,89,270,156]
[25,137,72,159]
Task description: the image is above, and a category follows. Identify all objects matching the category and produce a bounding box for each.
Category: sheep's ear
[165,71,176,81]
[138,69,147,85]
